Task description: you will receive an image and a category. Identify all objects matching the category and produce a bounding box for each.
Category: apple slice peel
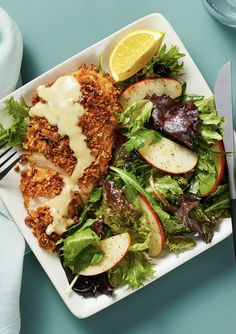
[120,78,182,110]
[137,194,165,257]
[79,232,131,276]
[199,140,225,197]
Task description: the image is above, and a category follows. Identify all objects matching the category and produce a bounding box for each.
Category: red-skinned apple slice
[138,136,198,174]
[119,78,182,110]
[200,140,225,197]
[137,194,165,257]
[79,232,131,276]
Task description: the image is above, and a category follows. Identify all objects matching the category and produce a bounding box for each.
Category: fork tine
[0,142,7,150]
[0,150,17,168]
[0,156,20,180]
[0,146,13,159]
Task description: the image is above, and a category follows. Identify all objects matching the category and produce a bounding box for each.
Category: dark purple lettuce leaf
[102,180,134,213]
[182,170,194,182]
[148,94,199,148]
[91,218,105,239]
[58,245,114,298]
[58,216,113,298]
[175,195,216,243]
[190,205,217,243]
[175,194,203,235]
[63,265,114,298]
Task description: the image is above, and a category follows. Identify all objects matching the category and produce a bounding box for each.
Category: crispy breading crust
[21,64,122,252]
[74,64,121,191]
[23,65,121,180]
[25,206,59,251]
[23,118,77,175]
[20,164,64,208]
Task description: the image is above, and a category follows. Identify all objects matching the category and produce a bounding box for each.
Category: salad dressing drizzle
[29,75,94,235]
[45,175,77,235]
[30,75,94,180]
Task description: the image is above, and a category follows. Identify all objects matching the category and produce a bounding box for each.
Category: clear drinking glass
[203,0,236,27]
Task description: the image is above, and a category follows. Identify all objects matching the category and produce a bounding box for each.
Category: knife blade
[214,61,236,257]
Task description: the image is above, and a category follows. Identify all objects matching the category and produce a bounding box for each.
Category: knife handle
[230,199,236,259]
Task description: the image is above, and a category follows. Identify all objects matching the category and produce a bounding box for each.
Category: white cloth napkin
[0,7,22,99]
[0,7,25,334]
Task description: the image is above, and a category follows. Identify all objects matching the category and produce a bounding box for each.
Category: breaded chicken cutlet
[20,64,121,251]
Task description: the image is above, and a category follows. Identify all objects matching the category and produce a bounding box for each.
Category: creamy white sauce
[45,175,77,235]
[30,75,94,181]
[29,75,94,235]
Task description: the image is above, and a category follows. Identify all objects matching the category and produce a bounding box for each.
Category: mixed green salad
[0,43,230,298]
[58,44,230,296]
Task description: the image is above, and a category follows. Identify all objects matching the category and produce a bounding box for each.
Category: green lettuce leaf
[117,45,185,89]
[165,235,196,252]
[144,44,185,78]
[204,184,230,213]
[206,184,229,198]
[116,100,153,131]
[5,97,29,118]
[124,129,162,153]
[65,186,103,235]
[195,96,224,145]
[96,55,105,74]
[127,215,151,252]
[190,147,218,196]
[156,206,188,235]
[190,204,216,243]
[102,181,151,251]
[182,94,204,102]
[0,97,29,147]
[108,251,154,289]
[152,175,186,201]
[205,197,230,212]
[110,166,188,235]
[72,246,104,272]
[112,149,153,187]
[60,228,104,273]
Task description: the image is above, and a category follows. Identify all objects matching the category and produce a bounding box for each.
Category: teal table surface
[1,0,236,333]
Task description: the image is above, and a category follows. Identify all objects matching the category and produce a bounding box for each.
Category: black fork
[0,142,20,180]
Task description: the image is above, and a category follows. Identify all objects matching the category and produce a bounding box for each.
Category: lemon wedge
[109,29,165,82]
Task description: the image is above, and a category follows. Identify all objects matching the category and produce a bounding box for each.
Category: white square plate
[0,13,232,318]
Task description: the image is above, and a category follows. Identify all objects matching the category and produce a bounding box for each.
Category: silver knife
[214,61,236,256]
